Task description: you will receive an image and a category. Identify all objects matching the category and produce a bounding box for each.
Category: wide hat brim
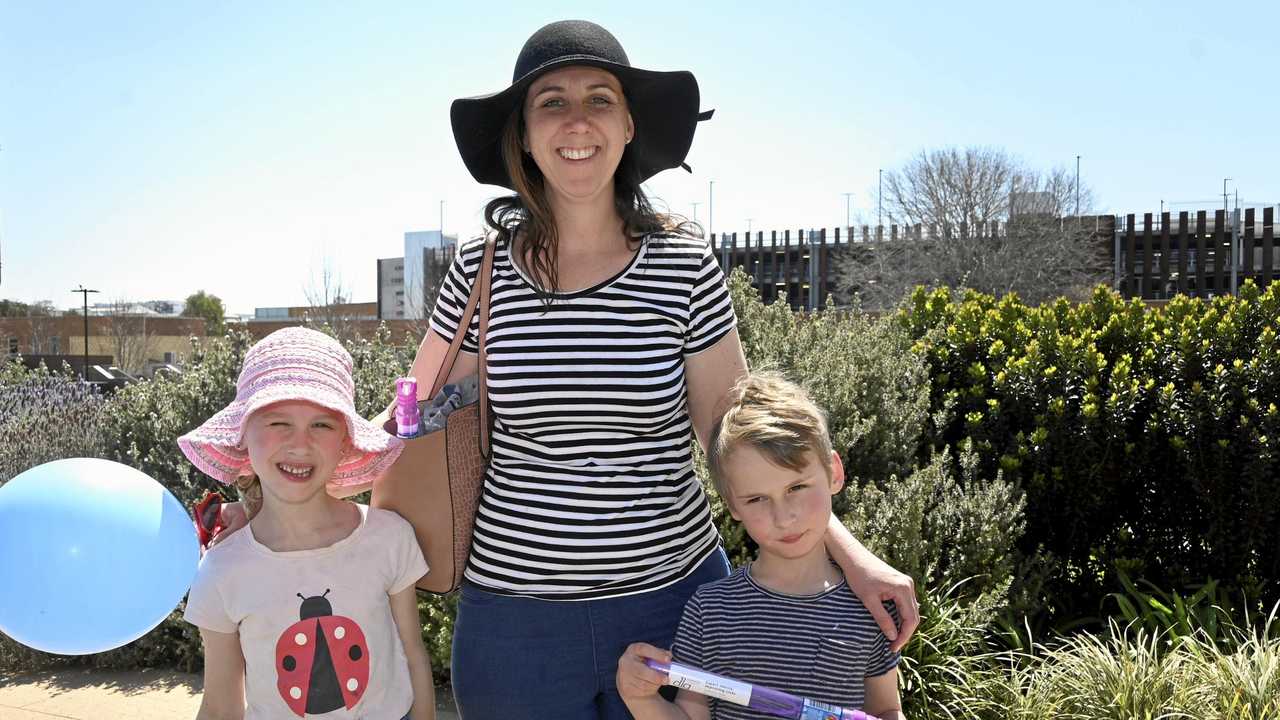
[451,56,705,190]
[177,383,403,488]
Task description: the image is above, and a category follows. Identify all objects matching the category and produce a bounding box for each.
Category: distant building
[252,302,378,322]
[0,315,205,376]
[403,231,457,319]
[86,300,186,316]
[377,257,406,320]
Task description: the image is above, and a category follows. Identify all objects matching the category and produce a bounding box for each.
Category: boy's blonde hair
[707,372,834,501]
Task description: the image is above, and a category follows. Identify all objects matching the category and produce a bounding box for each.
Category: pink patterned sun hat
[177,327,403,487]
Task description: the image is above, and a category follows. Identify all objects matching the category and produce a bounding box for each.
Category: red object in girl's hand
[193,492,226,550]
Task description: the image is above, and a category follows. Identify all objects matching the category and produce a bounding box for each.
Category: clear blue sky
[3,0,1278,315]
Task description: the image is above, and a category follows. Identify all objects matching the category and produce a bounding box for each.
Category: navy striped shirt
[428,233,736,599]
[672,565,900,718]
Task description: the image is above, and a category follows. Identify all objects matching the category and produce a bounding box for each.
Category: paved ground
[0,668,459,719]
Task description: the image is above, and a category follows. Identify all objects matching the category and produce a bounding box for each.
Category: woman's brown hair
[482,88,704,304]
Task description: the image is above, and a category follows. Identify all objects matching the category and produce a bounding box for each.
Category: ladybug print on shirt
[274,590,371,717]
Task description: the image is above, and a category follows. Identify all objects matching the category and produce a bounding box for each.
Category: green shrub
[729,269,931,488]
[101,331,251,509]
[842,445,1025,610]
[1105,569,1237,652]
[903,281,1280,623]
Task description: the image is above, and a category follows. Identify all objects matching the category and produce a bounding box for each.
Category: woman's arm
[326,328,478,500]
[195,627,245,720]
[825,515,919,653]
[391,585,436,720]
[684,328,748,453]
[407,328,479,396]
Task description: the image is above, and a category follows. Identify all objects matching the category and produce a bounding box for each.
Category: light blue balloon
[0,458,198,655]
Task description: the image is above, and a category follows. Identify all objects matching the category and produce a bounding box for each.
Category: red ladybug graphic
[274,590,370,717]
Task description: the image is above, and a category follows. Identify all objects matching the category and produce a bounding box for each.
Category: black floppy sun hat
[450,19,712,190]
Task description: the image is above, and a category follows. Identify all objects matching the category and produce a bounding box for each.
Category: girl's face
[242,400,348,508]
[522,65,633,206]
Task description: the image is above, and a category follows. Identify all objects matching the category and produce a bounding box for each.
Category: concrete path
[0,668,459,719]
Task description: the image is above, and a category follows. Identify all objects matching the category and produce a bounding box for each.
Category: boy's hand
[616,642,672,701]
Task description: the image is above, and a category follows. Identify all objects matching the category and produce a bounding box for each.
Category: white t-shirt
[184,504,428,719]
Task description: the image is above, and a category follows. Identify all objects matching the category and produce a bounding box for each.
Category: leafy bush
[729,269,931,488]
[1105,569,1237,652]
[903,280,1280,623]
[843,445,1025,610]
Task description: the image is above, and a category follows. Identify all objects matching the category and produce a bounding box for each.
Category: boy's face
[722,446,845,563]
[243,400,349,507]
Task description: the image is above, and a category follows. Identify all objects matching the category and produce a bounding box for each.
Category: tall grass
[903,602,1280,720]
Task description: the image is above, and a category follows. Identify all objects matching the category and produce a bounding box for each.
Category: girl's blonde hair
[707,372,834,501]
[234,473,263,520]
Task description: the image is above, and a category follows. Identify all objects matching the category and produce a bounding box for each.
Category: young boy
[617,372,905,720]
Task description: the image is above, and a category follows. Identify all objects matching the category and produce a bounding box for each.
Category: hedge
[902,280,1280,622]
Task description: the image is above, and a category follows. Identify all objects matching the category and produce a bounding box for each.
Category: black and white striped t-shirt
[428,233,736,600]
[672,565,900,718]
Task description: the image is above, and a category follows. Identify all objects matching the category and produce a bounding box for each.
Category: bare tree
[105,300,156,374]
[25,301,59,354]
[841,147,1107,309]
[881,147,1095,232]
[305,259,358,342]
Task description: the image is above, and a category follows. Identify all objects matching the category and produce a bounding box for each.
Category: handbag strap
[427,239,496,459]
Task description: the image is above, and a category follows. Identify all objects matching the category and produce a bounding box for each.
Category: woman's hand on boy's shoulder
[848,562,918,654]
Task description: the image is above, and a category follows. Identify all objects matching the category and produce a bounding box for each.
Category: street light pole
[1075,155,1081,217]
[842,192,853,230]
[691,201,700,225]
[877,170,883,228]
[709,181,715,243]
[71,285,99,382]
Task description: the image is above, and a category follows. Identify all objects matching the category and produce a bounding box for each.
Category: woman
[210,19,919,719]
[422,20,919,718]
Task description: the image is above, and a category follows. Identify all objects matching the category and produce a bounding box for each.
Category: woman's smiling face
[522,65,634,204]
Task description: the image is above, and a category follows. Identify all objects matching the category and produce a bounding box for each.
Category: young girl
[178,327,434,720]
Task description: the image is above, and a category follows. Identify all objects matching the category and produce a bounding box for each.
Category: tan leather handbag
[371,239,494,594]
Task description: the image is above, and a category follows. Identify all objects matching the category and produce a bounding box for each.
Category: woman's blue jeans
[451,548,730,719]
